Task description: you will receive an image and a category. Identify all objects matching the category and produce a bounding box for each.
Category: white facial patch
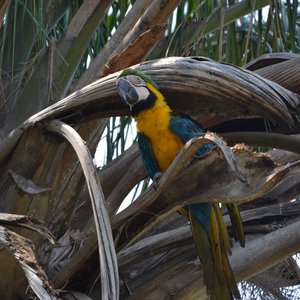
[135,86,150,101]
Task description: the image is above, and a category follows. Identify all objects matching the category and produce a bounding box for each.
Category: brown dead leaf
[9,170,51,195]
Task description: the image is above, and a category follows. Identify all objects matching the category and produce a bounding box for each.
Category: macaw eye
[127,75,145,86]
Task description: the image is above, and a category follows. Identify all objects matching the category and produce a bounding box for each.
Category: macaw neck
[131,83,166,117]
[131,92,157,117]
[133,86,172,135]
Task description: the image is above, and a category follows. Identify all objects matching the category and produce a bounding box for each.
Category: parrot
[116,68,244,300]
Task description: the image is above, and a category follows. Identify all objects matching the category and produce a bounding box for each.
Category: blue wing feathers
[137,132,160,179]
[169,115,213,157]
[188,203,213,231]
[170,114,213,230]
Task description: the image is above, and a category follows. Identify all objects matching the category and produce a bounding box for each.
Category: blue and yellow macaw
[116,68,243,300]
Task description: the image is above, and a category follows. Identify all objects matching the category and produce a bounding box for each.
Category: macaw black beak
[116,78,139,106]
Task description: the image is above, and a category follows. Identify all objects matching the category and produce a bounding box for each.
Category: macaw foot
[153,172,162,190]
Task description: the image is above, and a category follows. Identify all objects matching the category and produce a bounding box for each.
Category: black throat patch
[131,91,157,116]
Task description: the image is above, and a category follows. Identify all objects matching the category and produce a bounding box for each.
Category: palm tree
[0,0,300,299]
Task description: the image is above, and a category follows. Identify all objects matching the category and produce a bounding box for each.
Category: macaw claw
[153,172,162,190]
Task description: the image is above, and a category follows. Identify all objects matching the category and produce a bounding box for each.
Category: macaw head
[116,68,160,114]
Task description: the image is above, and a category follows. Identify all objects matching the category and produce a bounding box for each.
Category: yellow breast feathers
[134,83,184,171]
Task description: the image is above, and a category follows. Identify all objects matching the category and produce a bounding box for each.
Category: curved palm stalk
[222,132,300,154]
[45,120,119,300]
[245,53,300,95]
[0,56,299,161]
[244,52,300,70]
[138,57,300,125]
[231,219,300,282]
[14,57,300,123]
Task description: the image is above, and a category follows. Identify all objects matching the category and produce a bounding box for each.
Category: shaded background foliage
[0,0,300,299]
